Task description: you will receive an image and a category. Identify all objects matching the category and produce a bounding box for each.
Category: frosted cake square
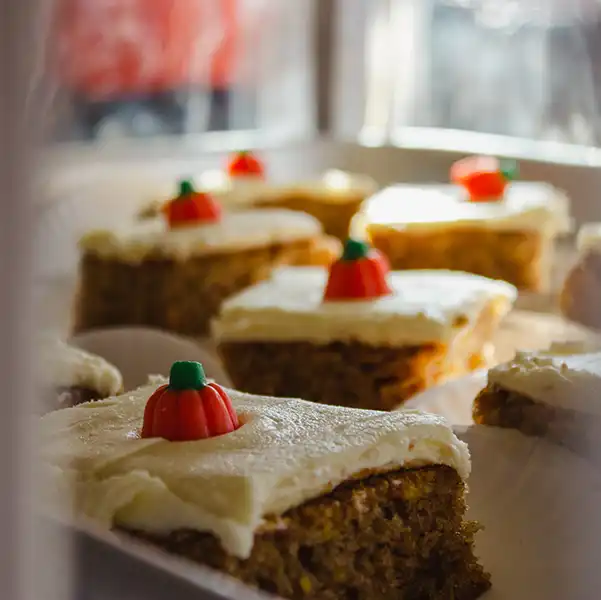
[39,335,122,412]
[139,152,377,241]
[353,156,571,291]
[39,361,490,600]
[213,239,516,410]
[74,180,326,337]
[560,222,601,330]
[473,349,601,461]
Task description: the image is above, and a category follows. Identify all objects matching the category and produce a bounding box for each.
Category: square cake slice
[74,202,323,337]
[352,156,571,291]
[473,349,601,460]
[39,363,490,600]
[213,250,516,410]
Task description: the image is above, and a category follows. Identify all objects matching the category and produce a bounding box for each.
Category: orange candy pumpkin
[227,150,265,178]
[163,179,222,228]
[323,238,391,301]
[451,155,519,202]
[141,361,239,442]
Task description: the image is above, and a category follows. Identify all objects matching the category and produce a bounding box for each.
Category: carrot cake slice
[139,151,377,241]
[213,238,516,410]
[473,349,601,460]
[353,155,571,291]
[73,180,324,337]
[560,222,601,329]
[39,335,123,412]
[39,360,490,600]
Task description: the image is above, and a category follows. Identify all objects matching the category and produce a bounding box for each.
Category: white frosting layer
[39,380,470,559]
[195,172,270,206]
[576,222,601,254]
[212,267,516,345]
[80,209,322,263]
[488,350,601,416]
[39,336,123,396]
[355,183,571,234]
[196,169,377,206]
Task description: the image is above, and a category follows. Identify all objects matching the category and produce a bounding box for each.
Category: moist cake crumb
[123,466,491,600]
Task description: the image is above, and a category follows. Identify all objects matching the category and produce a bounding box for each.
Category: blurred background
[42,0,601,146]
[35,0,601,288]
[45,0,314,141]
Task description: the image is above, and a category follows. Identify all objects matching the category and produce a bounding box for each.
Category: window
[332,0,601,162]
[45,0,316,145]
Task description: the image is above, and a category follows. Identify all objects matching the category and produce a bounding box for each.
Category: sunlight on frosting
[361,183,571,233]
[322,169,354,190]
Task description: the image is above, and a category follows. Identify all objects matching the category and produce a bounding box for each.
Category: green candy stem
[169,361,207,390]
[499,159,519,181]
[341,238,370,261]
[178,179,196,197]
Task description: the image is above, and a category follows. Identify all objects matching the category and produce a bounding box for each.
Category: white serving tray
[71,327,231,390]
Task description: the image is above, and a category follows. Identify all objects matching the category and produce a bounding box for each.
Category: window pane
[333,0,601,150]
[45,0,316,143]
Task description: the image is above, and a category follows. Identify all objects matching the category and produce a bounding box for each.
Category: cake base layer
[52,386,101,413]
[255,193,365,241]
[123,466,490,600]
[368,227,550,292]
[73,239,315,337]
[473,383,601,461]
[219,340,482,410]
[560,250,601,330]
[287,234,341,267]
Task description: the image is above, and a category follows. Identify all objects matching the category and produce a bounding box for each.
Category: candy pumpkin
[450,155,518,202]
[163,179,222,228]
[141,361,239,441]
[227,150,265,178]
[323,238,391,301]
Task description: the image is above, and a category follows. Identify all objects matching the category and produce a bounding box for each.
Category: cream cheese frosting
[212,267,517,346]
[576,222,601,254]
[488,350,601,416]
[353,182,571,234]
[39,335,123,396]
[80,209,322,264]
[194,171,271,206]
[195,169,377,207]
[38,379,471,559]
